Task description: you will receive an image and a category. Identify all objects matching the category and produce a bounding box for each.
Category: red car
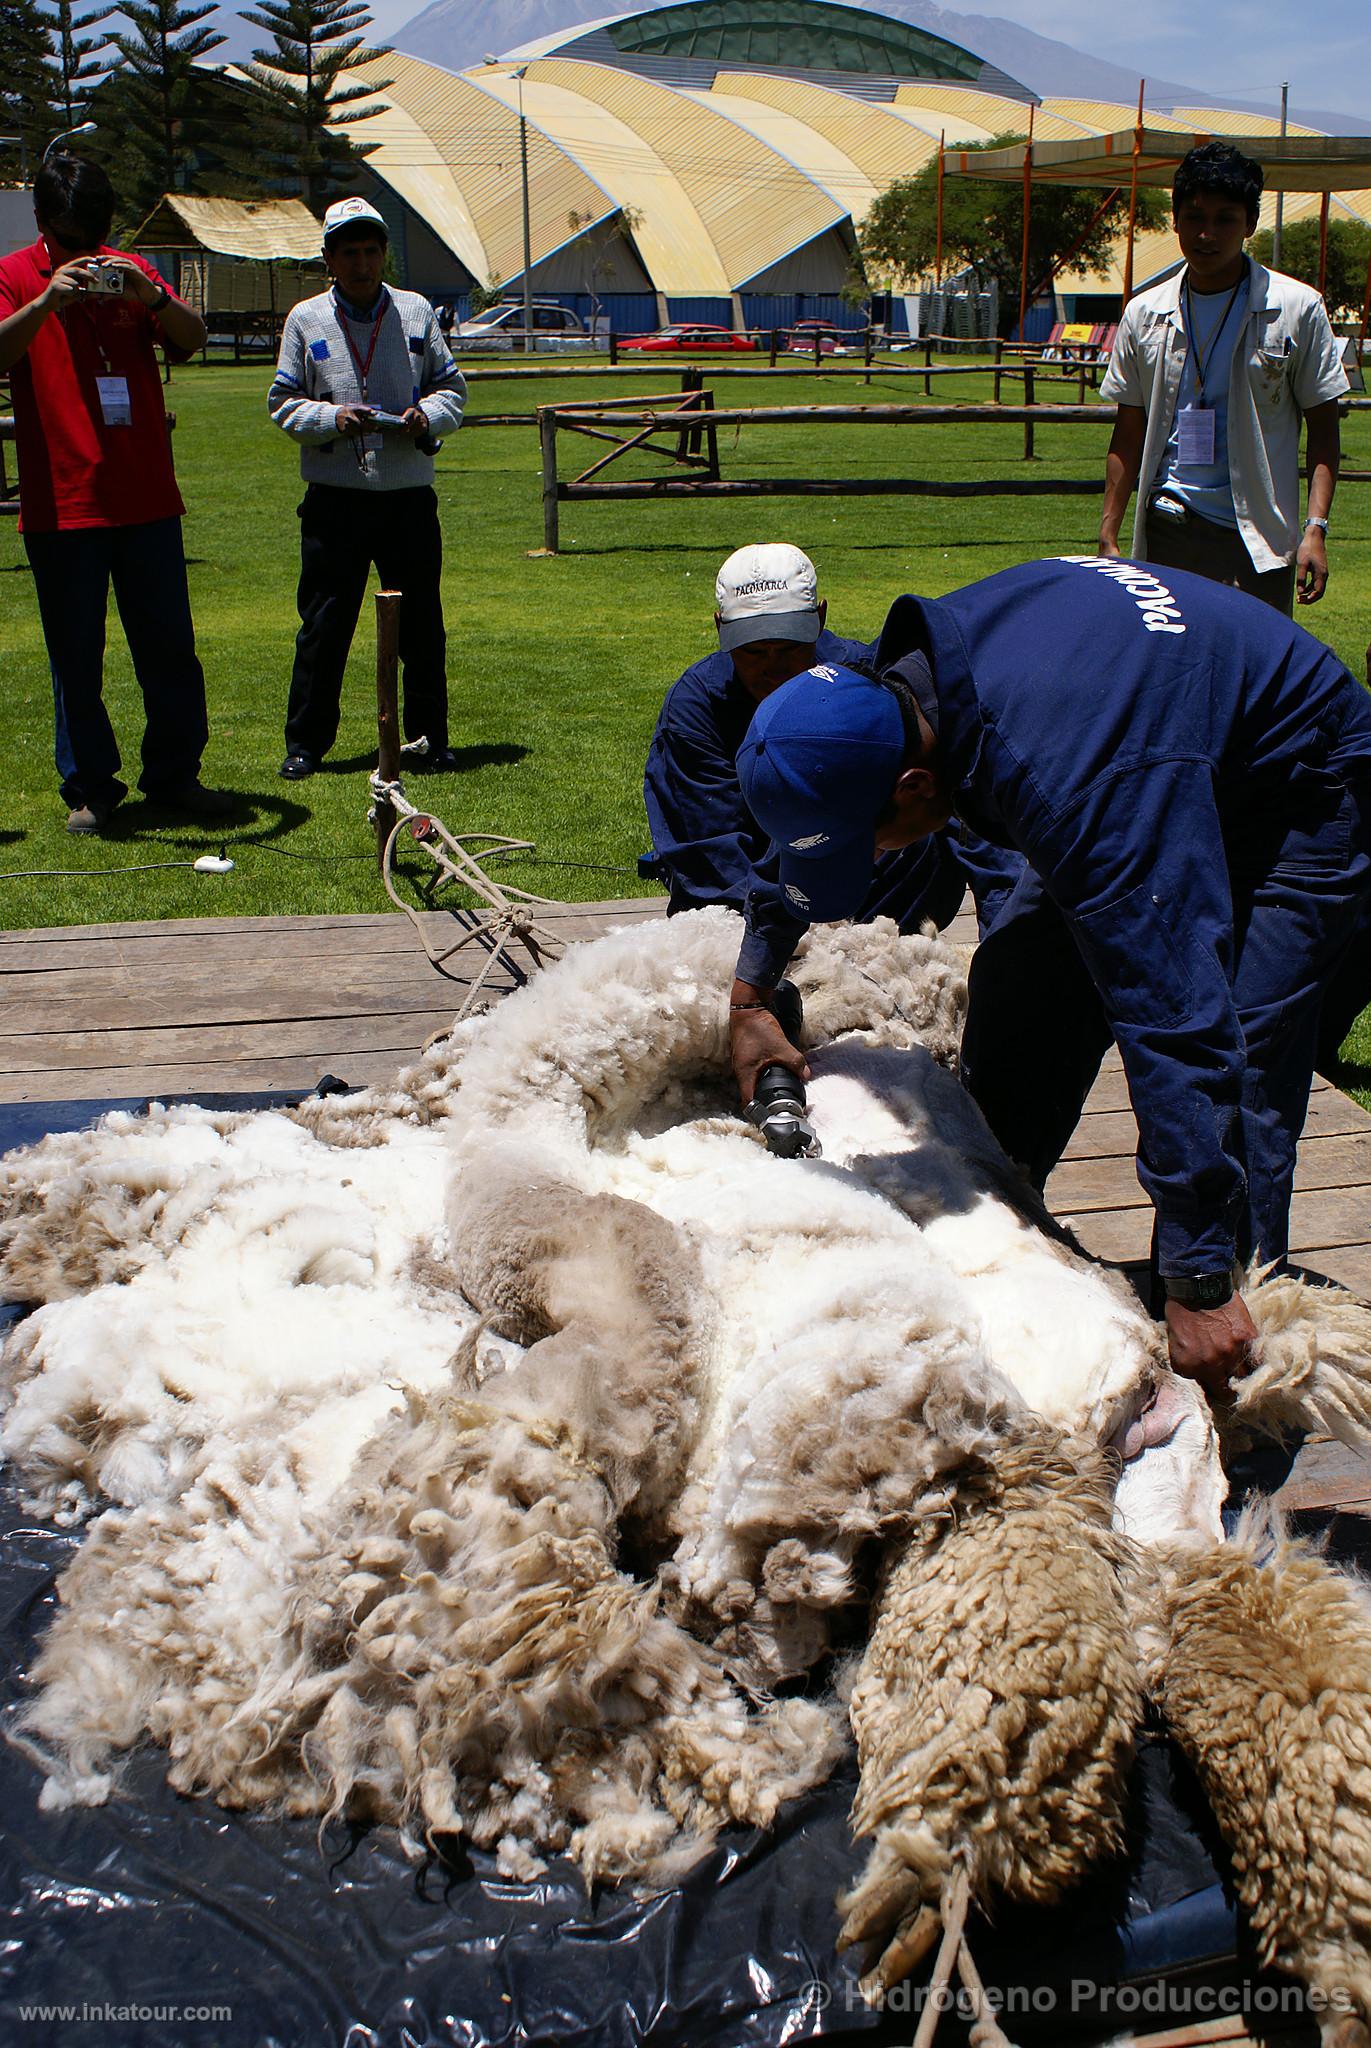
[618,324,757,353]
[784,321,856,357]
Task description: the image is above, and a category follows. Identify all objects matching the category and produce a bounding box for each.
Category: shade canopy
[948,129,1371,194]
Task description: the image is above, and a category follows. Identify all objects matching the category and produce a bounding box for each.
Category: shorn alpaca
[2,908,1370,2038]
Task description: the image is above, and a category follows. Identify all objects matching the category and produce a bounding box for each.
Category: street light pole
[45,120,98,162]
[515,66,534,357]
[1272,82,1288,271]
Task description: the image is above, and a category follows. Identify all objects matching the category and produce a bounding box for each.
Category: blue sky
[972,0,1371,123]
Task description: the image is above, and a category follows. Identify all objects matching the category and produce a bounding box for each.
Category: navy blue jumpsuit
[864,557,1371,1279]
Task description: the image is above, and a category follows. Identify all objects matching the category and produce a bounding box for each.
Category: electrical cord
[0,858,203,880]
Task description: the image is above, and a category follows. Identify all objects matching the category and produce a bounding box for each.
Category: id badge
[96,375,132,427]
[1176,405,1216,466]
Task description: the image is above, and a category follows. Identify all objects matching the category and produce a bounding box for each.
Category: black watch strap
[1164,1271,1235,1309]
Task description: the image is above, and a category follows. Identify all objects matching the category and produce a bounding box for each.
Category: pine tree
[37,0,114,131]
[237,0,390,208]
[100,0,226,223]
[0,0,61,183]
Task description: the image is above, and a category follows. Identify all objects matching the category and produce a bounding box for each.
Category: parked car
[783,320,858,357]
[449,300,595,352]
[618,324,757,353]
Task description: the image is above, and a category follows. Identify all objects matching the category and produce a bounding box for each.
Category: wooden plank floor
[4,896,1371,1517]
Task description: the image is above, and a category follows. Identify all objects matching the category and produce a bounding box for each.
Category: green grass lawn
[2,357,1369,956]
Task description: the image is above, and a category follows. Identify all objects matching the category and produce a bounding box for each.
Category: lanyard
[338,290,387,399]
[1180,261,1246,407]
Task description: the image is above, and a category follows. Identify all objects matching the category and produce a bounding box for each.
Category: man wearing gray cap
[268,197,468,780]
[643,543,1018,958]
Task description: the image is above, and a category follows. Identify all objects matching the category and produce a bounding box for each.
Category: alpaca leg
[1150,1514,1371,2042]
[839,1426,1140,1999]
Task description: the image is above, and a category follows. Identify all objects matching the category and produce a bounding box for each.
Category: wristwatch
[1164,1272,1235,1309]
[1304,516,1330,532]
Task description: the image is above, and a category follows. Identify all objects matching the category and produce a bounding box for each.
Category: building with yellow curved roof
[336,0,1368,337]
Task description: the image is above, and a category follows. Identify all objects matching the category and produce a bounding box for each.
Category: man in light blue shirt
[1100,142,1346,613]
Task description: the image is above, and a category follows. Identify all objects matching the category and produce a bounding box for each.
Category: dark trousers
[24,517,208,809]
[961,774,1371,1273]
[1145,505,1296,614]
[286,484,448,761]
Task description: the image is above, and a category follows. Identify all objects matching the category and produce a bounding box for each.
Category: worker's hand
[92,255,156,303]
[1164,1293,1257,1402]
[400,406,430,440]
[1096,534,1122,559]
[1295,527,1329,604]
[730,1005,810,1108]
[335,404,375,437]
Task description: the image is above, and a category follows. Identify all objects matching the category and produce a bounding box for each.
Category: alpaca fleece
[1149,1513,1371,2043]
[4,905,1371,2006]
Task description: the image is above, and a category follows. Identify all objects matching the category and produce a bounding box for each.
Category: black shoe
[148,778,236,819]
[67,799,114,835]
[279,751,317,781]
[408,745,461,774]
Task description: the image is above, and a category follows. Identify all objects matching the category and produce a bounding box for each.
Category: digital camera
[89,261,126,298]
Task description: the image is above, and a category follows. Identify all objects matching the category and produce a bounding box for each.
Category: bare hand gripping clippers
[743,981,821,1160]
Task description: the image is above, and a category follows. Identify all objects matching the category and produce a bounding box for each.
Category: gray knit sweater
[268,285,467,491]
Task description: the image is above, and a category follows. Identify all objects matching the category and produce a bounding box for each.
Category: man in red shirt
[0,155,230,833]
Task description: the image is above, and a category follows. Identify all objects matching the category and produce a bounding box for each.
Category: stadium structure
[332,0,1371,336]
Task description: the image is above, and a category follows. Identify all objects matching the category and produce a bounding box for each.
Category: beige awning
[947,129,1371,193]
[132,195,324,260]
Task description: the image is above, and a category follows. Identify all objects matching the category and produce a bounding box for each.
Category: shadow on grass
[107,788,311,848]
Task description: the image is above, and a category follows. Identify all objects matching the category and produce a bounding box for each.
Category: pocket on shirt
[1070,881,1197,1031]
[1248,347,1289,410]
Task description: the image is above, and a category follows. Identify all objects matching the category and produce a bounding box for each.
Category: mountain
[386,0,1371,132]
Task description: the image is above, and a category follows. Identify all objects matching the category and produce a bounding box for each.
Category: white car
[448,301,596,352]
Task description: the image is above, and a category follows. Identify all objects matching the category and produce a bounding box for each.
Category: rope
[369,772,572,1020]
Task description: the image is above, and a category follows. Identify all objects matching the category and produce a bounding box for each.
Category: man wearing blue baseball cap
[733,555,1371,1399]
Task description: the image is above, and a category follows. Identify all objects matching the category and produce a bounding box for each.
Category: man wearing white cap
[268,198,468,780]
[643,543,1018,958]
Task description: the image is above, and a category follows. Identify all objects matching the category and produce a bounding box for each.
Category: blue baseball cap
[737,662,906,922]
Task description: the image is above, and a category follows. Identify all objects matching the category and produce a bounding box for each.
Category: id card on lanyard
[1177,264,1246,469]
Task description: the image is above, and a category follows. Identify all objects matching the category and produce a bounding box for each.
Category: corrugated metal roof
[479,68,730,291]
[133,194,323,260]
[350,53,614,289]
[688,85,876,218]
[526,56,851,290]
[956,126,1371,193]
[707,70,935,201]
[892,83,1091,142]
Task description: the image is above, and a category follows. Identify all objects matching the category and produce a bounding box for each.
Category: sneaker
[279,751,317,781]
[150,778,236,819]
[66,800,112,835]
[409,745,462,774]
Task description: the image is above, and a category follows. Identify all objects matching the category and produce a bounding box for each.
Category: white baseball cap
[322,196,389,246]
[715,543,821,653]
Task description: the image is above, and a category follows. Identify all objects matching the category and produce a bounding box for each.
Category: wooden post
[702,388,719,480]
[1318,190,1331,297]
[993,336,1003,404]
[1359,233,1371,355]
[609,328,618,365]
[813,327,822,367]
[924,338,933,395]
[1017,102,1035,348]
[1078,356,1087,406]
[770,327,780,366]
[1023,361,1035,459]
[1123,79,1146,304]
[539,408,560,553]
[373,590,401,872]
[679,364,702,460]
